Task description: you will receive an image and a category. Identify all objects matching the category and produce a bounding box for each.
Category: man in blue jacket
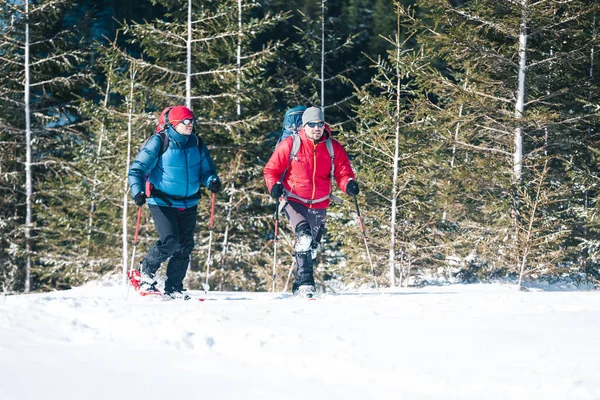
[128,105,221,299]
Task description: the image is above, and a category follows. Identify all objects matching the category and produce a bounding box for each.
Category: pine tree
[419,0,600,283]
[327,2,435,288]
[0,0,91,292]
[562,11,600,282]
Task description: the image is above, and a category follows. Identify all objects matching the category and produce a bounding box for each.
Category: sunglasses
[306,121,325,128]
[179,118,194,126]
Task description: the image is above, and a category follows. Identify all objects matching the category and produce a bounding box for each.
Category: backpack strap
[325,138,334,181]
[195,134,204,151]
[278,133,301,183]
[157,130,169,157]
[290,133,301,163]
[144,131,168,199]
[283,190,331,205]
[325,138,342,204]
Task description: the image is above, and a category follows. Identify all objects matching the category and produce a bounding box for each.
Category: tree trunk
[320,0,325,109]
[24,0,32,293]
[122,64,137,285]
[237,0,242,117]
[388,4,402,287]
[186,0,192,108]
[514,2,528,181]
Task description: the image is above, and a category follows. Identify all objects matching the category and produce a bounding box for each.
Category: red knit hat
[169,106,194,126]
[155,106,194,132]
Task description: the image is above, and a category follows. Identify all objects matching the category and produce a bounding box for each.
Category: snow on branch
[526,42,594,70]
[29,73,90,88]
[451,9,518,39]
[453,140,512,156]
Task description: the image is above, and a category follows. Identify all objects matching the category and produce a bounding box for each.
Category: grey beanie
[302,107,324,126]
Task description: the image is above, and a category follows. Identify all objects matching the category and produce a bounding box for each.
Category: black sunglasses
[306,121,325,128]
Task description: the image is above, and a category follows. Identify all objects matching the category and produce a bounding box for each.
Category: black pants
[141,205,197,292]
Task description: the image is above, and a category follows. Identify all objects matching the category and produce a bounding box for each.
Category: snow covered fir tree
[1,0,600,294]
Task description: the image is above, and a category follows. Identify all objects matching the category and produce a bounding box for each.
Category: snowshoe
[295,285,316,299]
[128,269,162,296]
[163,290,192,301]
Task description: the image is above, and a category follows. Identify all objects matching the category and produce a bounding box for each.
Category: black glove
[346,180,359,196]
[208,178,222,193]
[270,182,283,198]
[134,192,147,206]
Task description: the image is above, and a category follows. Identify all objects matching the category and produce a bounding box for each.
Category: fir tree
[419,0,600,282]
[330,2,435,288]
[0,0,91,292]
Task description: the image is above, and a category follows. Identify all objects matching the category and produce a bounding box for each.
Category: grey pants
[282,201,326,291]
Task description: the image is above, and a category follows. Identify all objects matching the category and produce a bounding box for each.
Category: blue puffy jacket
[128,126,219,208]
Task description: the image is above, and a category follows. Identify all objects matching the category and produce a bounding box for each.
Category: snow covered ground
[1,281,599,400]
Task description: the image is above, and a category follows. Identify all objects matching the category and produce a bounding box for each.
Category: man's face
[174,119,194,135]
[304,120,325,141]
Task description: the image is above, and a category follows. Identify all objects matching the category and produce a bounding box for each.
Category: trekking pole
[126,206,143,291]
[353,195,378,290]
[272,196,280,294]
[203,192,216,295]
[283,258,295,294]
[129,206,143,273]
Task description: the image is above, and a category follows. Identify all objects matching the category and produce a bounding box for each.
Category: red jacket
[264,128,355,209]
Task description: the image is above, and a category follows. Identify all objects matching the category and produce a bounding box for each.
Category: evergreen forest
[2,0,600,293]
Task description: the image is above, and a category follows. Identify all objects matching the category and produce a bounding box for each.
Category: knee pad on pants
[294,221,312,253]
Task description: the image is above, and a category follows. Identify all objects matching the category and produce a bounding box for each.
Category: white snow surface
[1,282,600,400]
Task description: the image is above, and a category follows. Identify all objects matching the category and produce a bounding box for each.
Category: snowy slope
[1,282,599,400]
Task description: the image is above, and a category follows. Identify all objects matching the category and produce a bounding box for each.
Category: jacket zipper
[310,143,317,208]
[184,145,189,208]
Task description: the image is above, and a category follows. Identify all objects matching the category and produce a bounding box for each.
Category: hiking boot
[139,272,159,293]
[164,290,191,301]
[294,285,315,298]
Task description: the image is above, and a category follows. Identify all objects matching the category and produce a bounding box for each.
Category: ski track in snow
[1,283,600,400]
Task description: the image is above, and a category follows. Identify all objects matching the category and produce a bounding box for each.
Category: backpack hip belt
[150,188,201,207]
[283,189,343,205]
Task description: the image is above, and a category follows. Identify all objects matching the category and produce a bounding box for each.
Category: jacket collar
[166,126,191,146]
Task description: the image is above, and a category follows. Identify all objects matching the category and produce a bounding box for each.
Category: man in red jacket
[264,106,359,296]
